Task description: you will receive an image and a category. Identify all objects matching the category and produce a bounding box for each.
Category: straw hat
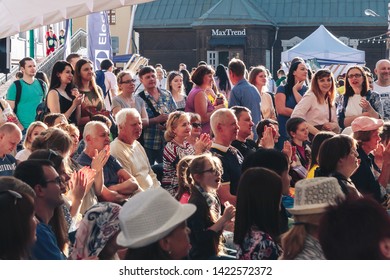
[288,177,344,215]
[116,188,196,248]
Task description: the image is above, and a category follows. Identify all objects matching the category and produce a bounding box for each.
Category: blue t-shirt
[32,222,66,260]
[0,154,17,176]
[77,152,122,187]
[228,79,261,138]
[275,84,307,150]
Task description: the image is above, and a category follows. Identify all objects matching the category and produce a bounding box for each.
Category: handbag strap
[138,91,161,118]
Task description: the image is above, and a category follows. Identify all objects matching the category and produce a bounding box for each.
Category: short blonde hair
[164,111,190,142]
[23,121,48,149]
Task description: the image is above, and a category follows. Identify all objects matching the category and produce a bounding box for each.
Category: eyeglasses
[0,190,22,205]
[199,167,220,175]
[347,73,363,79]
[121,79,136,84]
[191,123,202,128]
[45,177,62,186]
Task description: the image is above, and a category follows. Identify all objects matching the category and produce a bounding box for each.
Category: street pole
[388,2,390,59]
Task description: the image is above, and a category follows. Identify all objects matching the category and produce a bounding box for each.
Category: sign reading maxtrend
[211,28,246,36]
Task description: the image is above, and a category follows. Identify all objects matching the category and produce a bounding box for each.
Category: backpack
[95,70,112,105]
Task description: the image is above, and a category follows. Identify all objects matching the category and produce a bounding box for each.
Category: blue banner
[63,19,71,60]
[87,11,112,70]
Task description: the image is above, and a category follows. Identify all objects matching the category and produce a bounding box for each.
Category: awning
[113,54,133,63]
[208,36,246,47]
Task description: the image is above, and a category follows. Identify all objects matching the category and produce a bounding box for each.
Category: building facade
[133,0,389,73]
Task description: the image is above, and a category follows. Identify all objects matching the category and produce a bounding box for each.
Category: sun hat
[288,177,344,215]
[351,116,384,133]
[116,188,196,248]
[69,202,122,259]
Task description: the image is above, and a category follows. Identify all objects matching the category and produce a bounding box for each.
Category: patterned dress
[236,226,282,260]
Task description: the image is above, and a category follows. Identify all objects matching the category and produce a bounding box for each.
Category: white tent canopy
[281,25,365,64]
[0,0,154,39]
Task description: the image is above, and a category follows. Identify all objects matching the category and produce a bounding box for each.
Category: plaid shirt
[138,88,177,150]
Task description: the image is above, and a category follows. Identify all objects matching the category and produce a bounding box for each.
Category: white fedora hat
[288,177,345,215]
[116,188,196,248]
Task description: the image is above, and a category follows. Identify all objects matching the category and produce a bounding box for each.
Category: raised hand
[194,133,212,154]
[91,146,110,171]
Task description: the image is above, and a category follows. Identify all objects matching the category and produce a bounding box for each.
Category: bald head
[374,59,390,86]
[0,123,22,156]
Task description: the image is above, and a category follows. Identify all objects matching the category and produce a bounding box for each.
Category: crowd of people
[1,53,390,260]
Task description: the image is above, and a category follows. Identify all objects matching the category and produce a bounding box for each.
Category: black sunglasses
[191,122,202,128]
[47,149,60,162]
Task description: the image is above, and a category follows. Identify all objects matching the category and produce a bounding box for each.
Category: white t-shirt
[373,82,390,120]
[345,94,363,117]
[103,71,118,111]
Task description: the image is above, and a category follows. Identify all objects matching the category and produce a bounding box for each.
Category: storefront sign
[211,28,246,36]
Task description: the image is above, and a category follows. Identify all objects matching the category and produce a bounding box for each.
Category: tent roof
[281,25,365,64]
[0,0,154,39]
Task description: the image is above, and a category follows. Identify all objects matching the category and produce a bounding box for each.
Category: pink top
[291,90,337,126]
[185,86,214,134]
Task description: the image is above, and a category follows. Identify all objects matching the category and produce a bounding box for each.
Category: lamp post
[388,3,390,60]
[364,5,390,59]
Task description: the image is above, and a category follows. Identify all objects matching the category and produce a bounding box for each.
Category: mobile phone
[215,96,224,105]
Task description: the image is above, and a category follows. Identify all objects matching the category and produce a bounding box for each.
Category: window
[108,10,116,25]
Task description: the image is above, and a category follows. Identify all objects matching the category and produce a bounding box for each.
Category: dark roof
[191,0,276,27]
[134,0,388,28]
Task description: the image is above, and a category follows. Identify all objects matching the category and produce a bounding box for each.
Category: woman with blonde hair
[162,111,211,196]
[15,121,48,162]
[249,66,276,120]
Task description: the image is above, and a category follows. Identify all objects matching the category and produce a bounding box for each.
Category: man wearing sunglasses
[14,159,66,260]
[0,123,22,176]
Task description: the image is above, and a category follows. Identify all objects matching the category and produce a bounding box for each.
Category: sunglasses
[0,189,22,205]
[121,79,136,84]
[47,149,61,162]
[191,123,202,128]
